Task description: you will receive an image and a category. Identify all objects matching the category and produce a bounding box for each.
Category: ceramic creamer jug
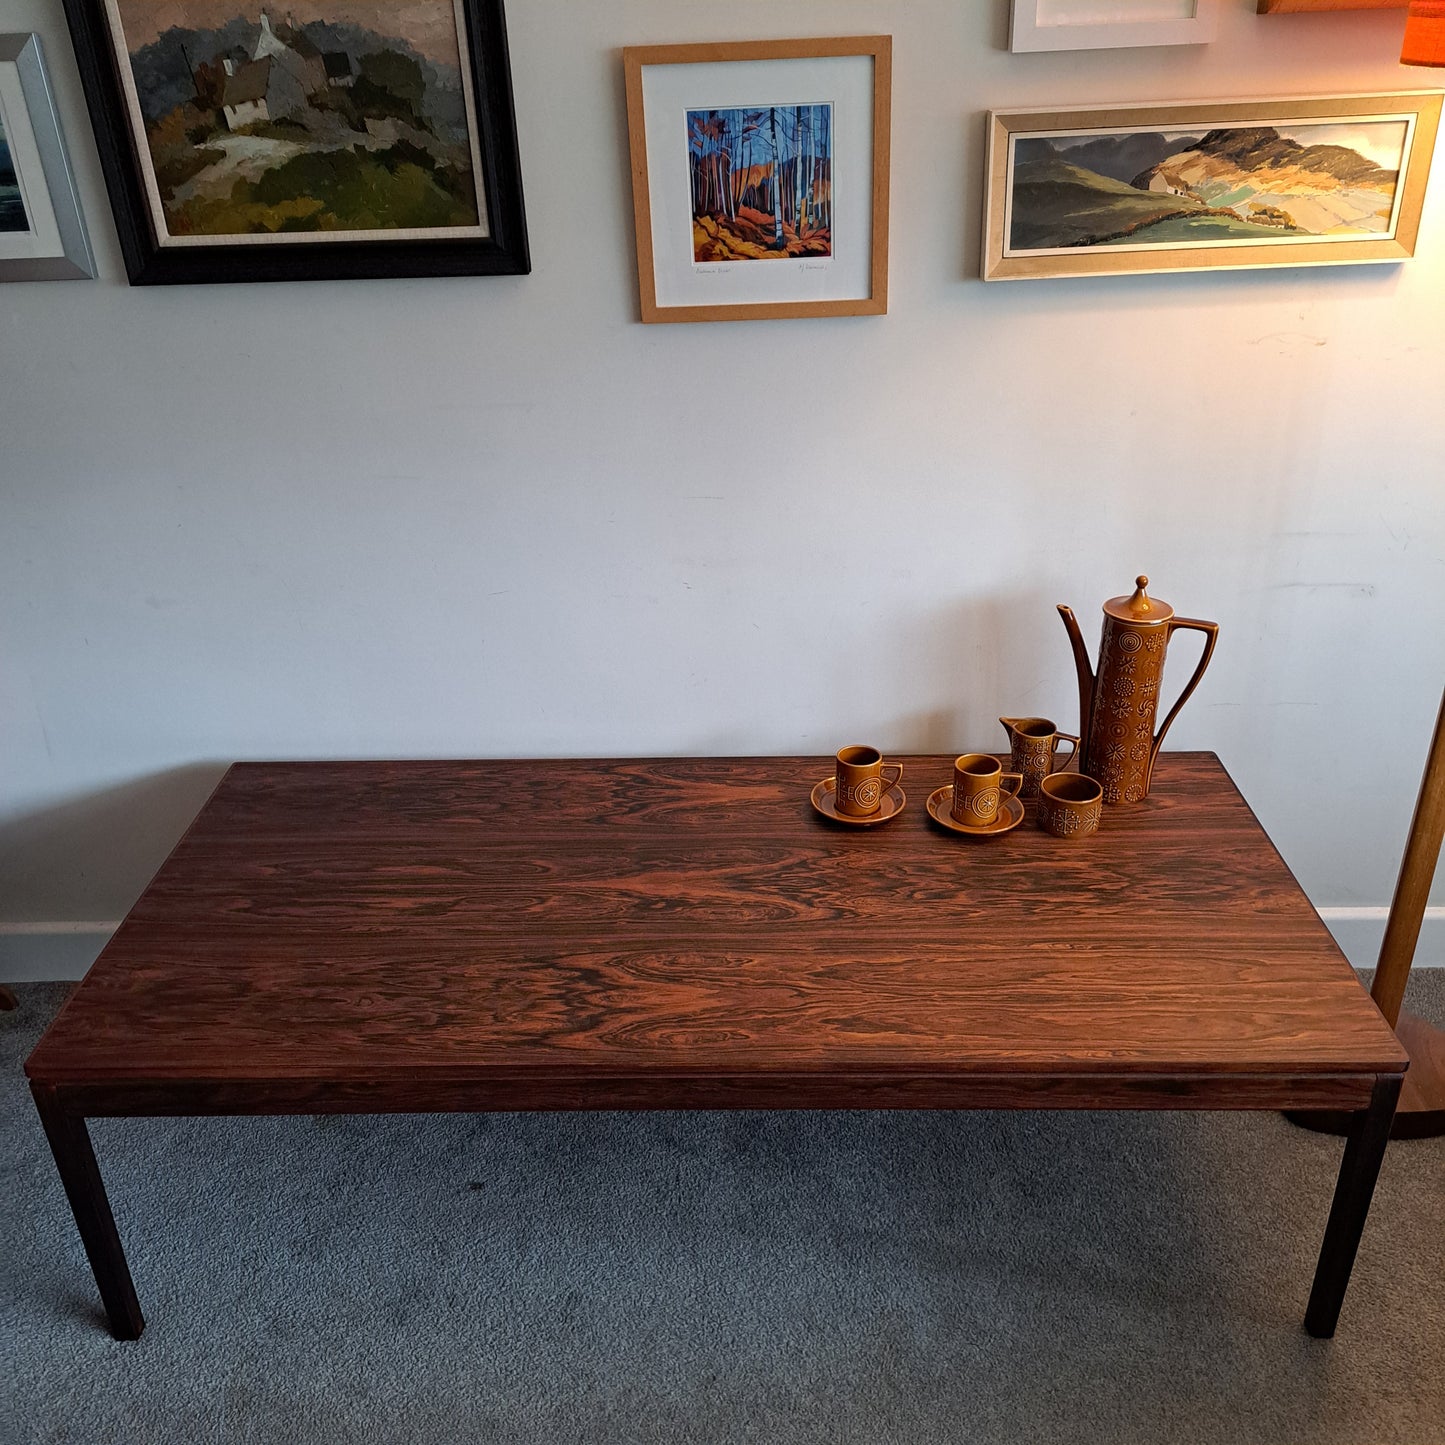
[1057,576,1219,805]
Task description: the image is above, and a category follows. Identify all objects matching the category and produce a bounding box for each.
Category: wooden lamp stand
[1291,688,1445,1139]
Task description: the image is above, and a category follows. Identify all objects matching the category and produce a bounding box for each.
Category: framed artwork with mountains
[982,93,1442,281]
[61,0,528,283]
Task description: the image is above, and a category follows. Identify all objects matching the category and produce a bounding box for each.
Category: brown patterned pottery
[1058,575,1219,805]
[810,776,907,827]
[831,745,904,817]
[949,753,1023,827]
[999,716,1080,801]
[926,785,1024,838]
[1036,772,1104,839]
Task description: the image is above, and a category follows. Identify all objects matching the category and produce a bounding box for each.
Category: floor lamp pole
[1370,688,1445,1031]
[1289,686,1445,1139]
[1365,687,1445,1138]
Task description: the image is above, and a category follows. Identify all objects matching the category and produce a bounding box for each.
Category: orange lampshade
[1402,0,1445,66]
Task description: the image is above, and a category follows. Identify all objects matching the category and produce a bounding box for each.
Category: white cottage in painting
[219,11,347,131]
[220,57,272,130]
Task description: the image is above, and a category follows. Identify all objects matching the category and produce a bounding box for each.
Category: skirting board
[0,923,117,982]
[1,911,1442,983]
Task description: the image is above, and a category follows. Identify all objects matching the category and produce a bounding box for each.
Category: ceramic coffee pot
[1058,576,1218,805]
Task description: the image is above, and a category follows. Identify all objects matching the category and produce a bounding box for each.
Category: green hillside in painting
[1010,157,1293,251]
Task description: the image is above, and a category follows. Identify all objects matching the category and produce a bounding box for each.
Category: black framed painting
[61,0,528,283]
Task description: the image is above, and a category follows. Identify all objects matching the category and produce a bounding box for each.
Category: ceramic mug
[1036,772,1104,839]
[999,716,1080,802]
[834,746,903,817]
[951,754,1023,827]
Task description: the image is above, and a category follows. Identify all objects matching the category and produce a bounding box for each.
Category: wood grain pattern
[24,754,1404,1114]
[45,1071,1379,1117]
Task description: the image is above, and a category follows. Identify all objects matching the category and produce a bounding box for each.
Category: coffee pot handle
[1146,618,1220,788]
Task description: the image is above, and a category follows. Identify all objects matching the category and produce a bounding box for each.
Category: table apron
[41,1069,1387,1116]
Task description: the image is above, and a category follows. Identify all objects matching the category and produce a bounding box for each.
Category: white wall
[2,0,1442,979]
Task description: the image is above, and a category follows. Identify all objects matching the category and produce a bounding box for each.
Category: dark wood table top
[25,754,1407,1115]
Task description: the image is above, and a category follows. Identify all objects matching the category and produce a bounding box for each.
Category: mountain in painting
[1011,124,1399,251]
[1130,127,1398,235]
[1015,132,1199,185]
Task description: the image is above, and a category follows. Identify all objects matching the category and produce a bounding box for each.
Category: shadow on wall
[0,763,231,931]
[892,585,1080,756]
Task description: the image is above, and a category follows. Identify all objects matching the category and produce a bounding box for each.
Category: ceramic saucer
[810,777,907,827]
[926,785,1024,838]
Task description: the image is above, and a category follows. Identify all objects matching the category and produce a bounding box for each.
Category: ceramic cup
[950,754,1023,827]
[834,746,904,818]
[1036,772,1104,839]
[999,716,1080,802]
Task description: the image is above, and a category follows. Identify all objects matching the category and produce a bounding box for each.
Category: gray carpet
[3,977,1442,1445]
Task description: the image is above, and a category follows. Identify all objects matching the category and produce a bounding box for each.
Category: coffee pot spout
[1057,604,1095,754]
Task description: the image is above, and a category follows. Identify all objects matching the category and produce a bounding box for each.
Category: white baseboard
[1,911,1441,983]
[1315,908,1445,973]
[0,923,118,982]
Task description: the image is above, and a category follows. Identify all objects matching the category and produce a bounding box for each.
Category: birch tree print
[687,103,832,261]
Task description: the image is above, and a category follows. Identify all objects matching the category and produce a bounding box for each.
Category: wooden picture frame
[1258,2,1406,13]
[982,92,1442,281]
[60,0,528,285]
[1010,0,1219,52]
[0,33,95,280]
[623,36,891,324]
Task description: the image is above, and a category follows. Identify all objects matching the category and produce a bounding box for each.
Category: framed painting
[60,0,528,284]
[623,36,891,324]
[1258,3,1405,12]
[0,33,95,280]
[982,92,1442,281]
[1011,1,1219,51]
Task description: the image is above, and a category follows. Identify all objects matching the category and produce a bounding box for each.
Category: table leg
[1303,1073,1402,1339]
[31,1085,145,1340]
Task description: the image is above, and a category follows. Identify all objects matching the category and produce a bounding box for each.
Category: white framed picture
[0,32,95,280]
[1010,0,1220,52]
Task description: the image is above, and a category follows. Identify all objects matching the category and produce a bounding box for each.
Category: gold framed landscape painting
[982,93,1442,281]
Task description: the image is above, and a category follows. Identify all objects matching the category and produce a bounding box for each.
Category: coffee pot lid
[1103,575,1174,625]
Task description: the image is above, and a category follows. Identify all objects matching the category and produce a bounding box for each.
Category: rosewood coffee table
[25,754,1407,1341]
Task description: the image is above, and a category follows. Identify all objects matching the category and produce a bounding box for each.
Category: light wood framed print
[1010,0,1219,51]
[623,36,891,324]
[982,92,1442,281]
[0,33,95,280]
